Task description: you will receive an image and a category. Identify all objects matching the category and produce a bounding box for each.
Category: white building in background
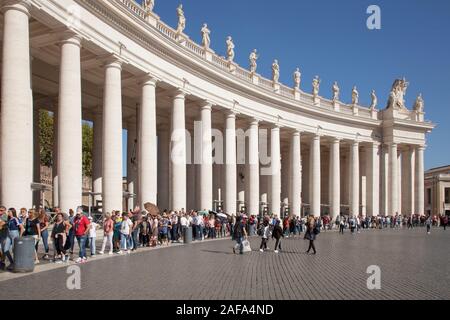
[0,0,434,218]
[425,166,450,217]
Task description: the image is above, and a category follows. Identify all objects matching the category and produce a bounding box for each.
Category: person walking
[259,220,271,253]
[426,215,432,234]
[272,220,284,253]
[7,208,24,261]
[232,215,247,255]
[339,216,345,234]
[305,215,318,255]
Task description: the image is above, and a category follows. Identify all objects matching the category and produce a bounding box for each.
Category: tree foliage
[38,111,94,177]
[39,110,53,167]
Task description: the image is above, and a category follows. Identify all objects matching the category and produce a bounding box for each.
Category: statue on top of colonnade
[249,49,259,73]
[176,4,186,34]
[352,86,359,105]
[387,78,409,111]
[413,93,425,113]
[370,90,378,110]
[201,23,211,49]
[293,68,301,90]
[312,76,321,99]
[272,60,280,84]
[332,81,340,102]
[226,36,235,62]
[143,0,155,12]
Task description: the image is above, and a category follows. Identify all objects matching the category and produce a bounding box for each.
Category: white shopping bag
[242,239,252,253]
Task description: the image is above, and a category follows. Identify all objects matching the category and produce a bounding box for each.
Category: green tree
[82,122,93,177]
[39,110,53,167]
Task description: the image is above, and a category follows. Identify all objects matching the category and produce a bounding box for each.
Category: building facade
[0,0,434,218]
[425,166,450,217]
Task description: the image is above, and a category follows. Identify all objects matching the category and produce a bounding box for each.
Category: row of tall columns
[0,1,428,218]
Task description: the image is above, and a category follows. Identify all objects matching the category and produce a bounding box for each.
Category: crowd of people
[0,203,448,271]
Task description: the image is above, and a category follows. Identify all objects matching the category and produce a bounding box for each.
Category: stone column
[33,107,41,208]
[310,134,321,217]
[139,76,158,206]
[270,125,281,215]
[171,90,187,211]
[388,143,399,216]
[329,138,340,220]
[225,111,237,214]
[366,142,380,216]
[349,141,360,216]
[1,0,33,209]
[415,146,425,216]
[52,109,59,208]
[102,58,123,213]
[248,119,260,215]
[58,34,83,214]
[127,122,137,211]
[92,109,102,207]
[402,147,415,215]
[157,127,170,210]
[290,131,302,217]
[200,102,213,211]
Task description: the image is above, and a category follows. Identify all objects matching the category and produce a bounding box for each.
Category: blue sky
[124,0,450,174]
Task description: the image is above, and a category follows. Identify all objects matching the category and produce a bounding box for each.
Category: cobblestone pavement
[0,228,449,300]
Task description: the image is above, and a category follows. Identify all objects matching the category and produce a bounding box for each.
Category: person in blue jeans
[73,208,90,263]
[232,215,248,254]
[38,209,50,260]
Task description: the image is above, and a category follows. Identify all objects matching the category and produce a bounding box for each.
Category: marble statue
[387,78,409,110]
[143,0,155,12]
[352,86,359,105]
[332,81,340,102]
[249,49,259,73]
[272,60,280,83]
[201,23,211,49]
[176,4,186,34]
[370,90,378,110]
[312,76,321,98]
[293,68,301,89]
[414,93,424,113]
[226,36,235,62]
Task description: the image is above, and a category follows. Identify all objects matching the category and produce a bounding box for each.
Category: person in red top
[99,212,114,255]
[73,207,90,263]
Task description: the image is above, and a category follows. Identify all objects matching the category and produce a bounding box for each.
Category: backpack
[257,225,264,236]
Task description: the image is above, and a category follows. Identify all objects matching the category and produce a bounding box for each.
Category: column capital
[102,54,124,70]
[329,137,341,144]
[291,130,302,137]
[59,31,83,48]
[225,109,238,118]
[416,144,426,151]
[1,0,31,16]
[171,88,188,100]
[139,73,160,87]
[200,100,213,110]
[248,117,260,126]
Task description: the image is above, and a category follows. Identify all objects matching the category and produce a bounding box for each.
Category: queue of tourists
[0,203,448,271]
